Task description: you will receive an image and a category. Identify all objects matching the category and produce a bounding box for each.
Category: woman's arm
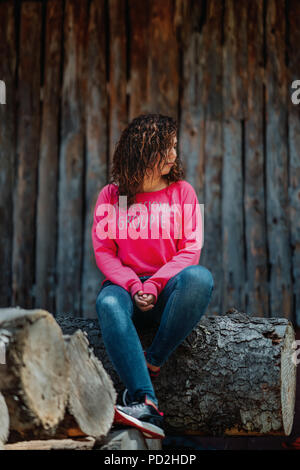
[91,184,143,298]
[142,184,203,303]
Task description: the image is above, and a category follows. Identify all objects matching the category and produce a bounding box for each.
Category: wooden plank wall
[0,0,299,325]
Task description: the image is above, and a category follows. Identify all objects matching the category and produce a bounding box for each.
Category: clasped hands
[134,290,156,311]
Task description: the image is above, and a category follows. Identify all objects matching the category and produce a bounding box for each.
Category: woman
[92,114,214,439]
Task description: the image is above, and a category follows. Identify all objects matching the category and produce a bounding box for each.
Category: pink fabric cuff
[142,281,158,303]
[130,281,143,299]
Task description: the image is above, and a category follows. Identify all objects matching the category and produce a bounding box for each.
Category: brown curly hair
[109,113,185,207]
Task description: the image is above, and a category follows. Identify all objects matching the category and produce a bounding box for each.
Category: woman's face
[155,136,178,176]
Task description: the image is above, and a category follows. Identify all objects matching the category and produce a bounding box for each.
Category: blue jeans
[95,265,214,406]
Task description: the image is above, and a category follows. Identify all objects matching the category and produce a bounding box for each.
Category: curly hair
[109,113,185,207]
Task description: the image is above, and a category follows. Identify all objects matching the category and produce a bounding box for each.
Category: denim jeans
[95,264,214,406]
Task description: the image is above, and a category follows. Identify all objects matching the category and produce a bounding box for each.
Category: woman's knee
[178,265,214,294]
[96,287,133,324]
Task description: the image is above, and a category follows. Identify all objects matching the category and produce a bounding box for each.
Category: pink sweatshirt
[91,179,203,303]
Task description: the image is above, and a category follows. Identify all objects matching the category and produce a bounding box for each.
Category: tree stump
[55,309,297,436]
[54,330,116,439]
[0,307,69,439]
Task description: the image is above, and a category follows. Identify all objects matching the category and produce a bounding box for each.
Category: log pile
[0,307,117,449]
[0,306,297,450]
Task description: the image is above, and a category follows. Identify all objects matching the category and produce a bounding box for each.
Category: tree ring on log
[0,308,69,435]
[19,316,68,430]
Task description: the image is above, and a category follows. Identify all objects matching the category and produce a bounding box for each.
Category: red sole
[114,406,165,440]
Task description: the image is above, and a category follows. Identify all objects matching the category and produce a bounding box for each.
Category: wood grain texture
[287,0,300,326]
[265,0,292,319]
[147,0,179,117]
[0,308,69,438]
[201,0,223,316]
[178,0,205,199]
[222,0,247,312]
[0,1,16,307]
[82,0,108,318]
[244,0,268,317]
[35,0,63,313]
[12,1,42,308]
[55,330,116,439]
[56,0,88,316]
[108,0,128,166]
[128,0,151,119]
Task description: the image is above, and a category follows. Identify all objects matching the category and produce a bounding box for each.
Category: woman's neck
[141,176,168,193]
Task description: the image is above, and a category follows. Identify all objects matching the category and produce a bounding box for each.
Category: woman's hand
[134,291,155,311]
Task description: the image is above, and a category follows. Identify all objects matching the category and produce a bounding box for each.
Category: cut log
[4,437,95,451]
[55,310,297,436]
[0,308,69,439]
[0,392,9,445]
[54,330,116,439]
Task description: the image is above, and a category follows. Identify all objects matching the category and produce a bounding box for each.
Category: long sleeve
[91,185,143,298]
[142,184,203,303]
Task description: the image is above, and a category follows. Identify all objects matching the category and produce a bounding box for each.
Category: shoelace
[129,401,147,409]
[126,400,164,417]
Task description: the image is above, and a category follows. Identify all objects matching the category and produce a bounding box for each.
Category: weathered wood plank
[265,0,292,319]
[56,0,88,316]
[81,0,108,318]
[0,1,16,307]
[12,1,42,308]
[201,0,223,316]
[108,0,128,165]
[147,0,179,117]
[222,0,248,121]
[177,0,206,199]
[288,0,300,327]
[128,0,151,119]
[244,0,268,317]
[222,0,247,312]
[35,0,63,313]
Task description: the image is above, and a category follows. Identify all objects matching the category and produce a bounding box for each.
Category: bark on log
[55,310,297,436]
[0,392,9,445]
[54,330,116,439]
[0,308,69,438]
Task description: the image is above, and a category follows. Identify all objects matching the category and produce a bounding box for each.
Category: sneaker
[122,388,131,406]
[114,396,165,439]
